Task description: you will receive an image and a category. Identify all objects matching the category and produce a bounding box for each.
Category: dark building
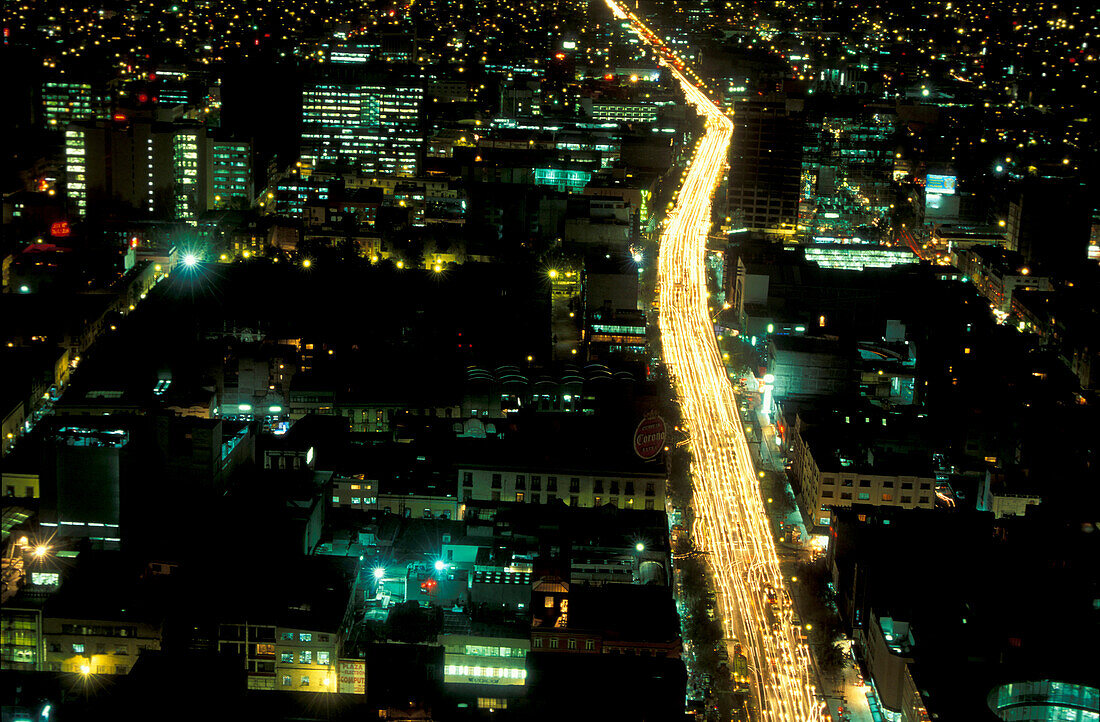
[727,98,805,235]
[1008,180,1092,277]
[828,506,1098,721]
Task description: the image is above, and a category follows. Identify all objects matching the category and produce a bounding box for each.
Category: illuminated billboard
[926,174,957,195]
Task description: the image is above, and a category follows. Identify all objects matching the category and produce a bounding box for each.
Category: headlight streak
[605,2,826,720]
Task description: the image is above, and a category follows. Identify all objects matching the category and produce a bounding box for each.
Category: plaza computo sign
[633,412,667,460]
[338,659,366,694]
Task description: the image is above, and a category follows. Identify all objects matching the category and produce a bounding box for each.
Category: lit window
[299,633,312,642]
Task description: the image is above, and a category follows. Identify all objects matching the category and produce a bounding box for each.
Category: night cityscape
[1,0,1097,718]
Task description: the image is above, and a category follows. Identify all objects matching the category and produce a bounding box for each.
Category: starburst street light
[182,252,198,267]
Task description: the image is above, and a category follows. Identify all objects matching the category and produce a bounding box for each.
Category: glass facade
[988,681,1100,722]
[301,82,424,176]
[532,168,591,192]
[803,245,918,270]
[0,608,43,671]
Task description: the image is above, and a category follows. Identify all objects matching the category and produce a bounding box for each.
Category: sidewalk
[819,656,877,722]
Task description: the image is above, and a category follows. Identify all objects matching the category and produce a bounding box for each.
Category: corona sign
[633,411,667,460]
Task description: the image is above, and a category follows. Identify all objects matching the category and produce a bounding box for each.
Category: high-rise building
[41,80,109,130]
[171,128,202,219]
[727,99,804,237]
[64,119,252,219]
[211,139,254,209]
[301,69,424,177]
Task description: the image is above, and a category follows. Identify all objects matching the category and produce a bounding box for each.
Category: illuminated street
[607,2,825,719]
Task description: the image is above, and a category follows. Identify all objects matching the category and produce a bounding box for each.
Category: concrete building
[767,336,855,400]
[458,462,665,512]
[440,612,530,698]
[786,405,937,532]
[976,470,1042,519]
[44,614,162,675]
[530,580,680,658]
[727,99,804,236]
[211,556,361,693]
[859,611,919,721]
[64,119,252,220]
[954,246,1052,316]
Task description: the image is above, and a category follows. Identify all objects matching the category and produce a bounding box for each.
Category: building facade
[301,74,424,177]
[458,466,666,512]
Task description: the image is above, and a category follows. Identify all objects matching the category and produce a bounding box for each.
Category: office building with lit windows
[211,139,253,209]
[301,69,424,177]
[440,613,530,693]
[41,80,108,130]
[64,120,250,219]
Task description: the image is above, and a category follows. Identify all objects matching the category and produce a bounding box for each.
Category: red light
[138,92,149,103]
[113,113,127,122]
[130,237,139,248]
[50,221,71,238]
[254,38,259,45]
[148,73,156,81]
[604,73,614,80]
[555,53,566,60]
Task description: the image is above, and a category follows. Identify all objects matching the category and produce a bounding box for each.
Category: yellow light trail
[606,2,826,720]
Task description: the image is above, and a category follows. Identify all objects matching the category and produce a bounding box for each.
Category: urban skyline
[1,0,1097,720]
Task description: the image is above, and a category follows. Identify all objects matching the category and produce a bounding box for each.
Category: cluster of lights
[608,1,824,717]
[444,665,527,679]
